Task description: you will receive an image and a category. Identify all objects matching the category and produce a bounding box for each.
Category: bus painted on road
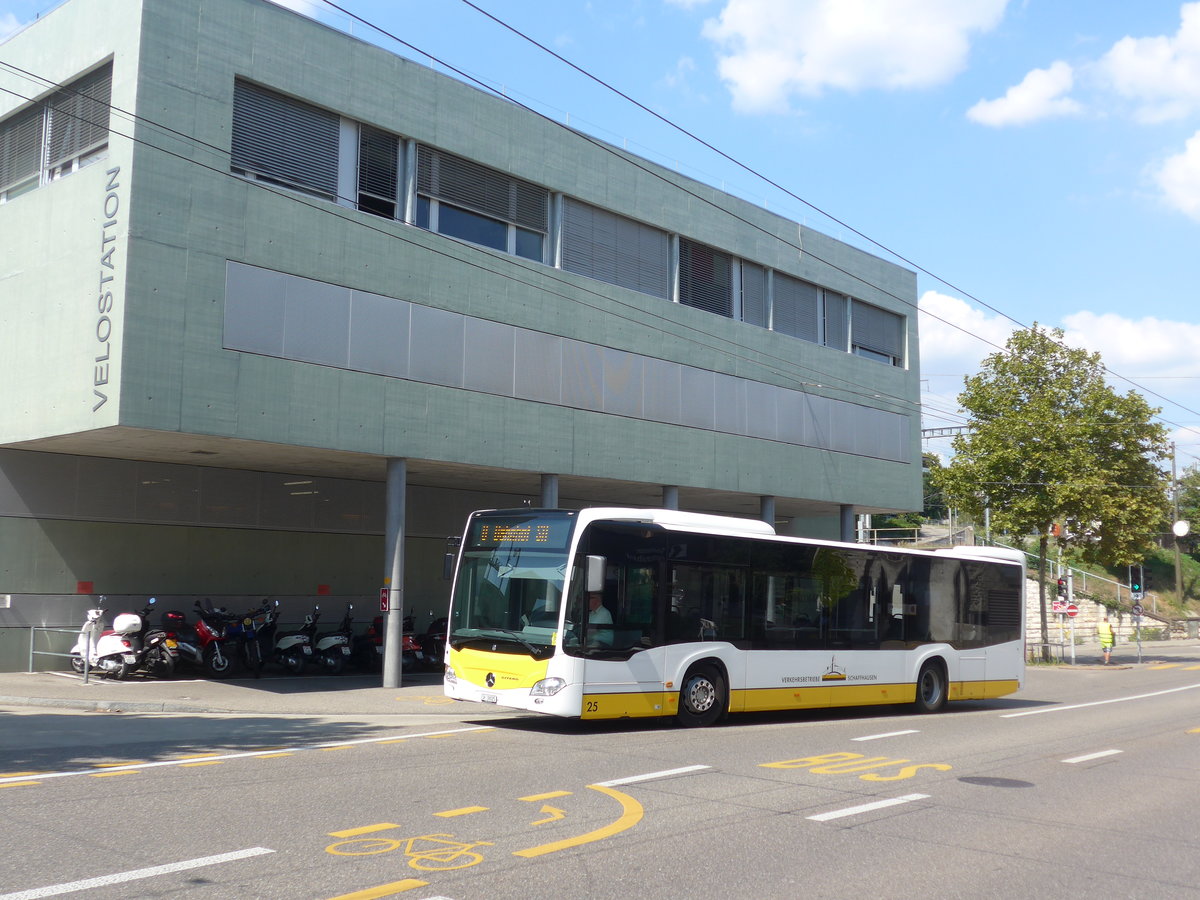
[442,507,1025,726]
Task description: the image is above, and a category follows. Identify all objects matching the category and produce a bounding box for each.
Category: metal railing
[27,625,78,672]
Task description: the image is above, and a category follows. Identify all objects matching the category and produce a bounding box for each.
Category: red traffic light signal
[1056,578,1067,598]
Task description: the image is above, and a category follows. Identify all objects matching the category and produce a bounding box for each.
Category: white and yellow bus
[443,507,1025,726]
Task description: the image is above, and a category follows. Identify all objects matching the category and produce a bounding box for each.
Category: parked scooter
[271,605,318,675]
[191,599,236,678]
[351,614,384,673]
[128,597,175,679]
[69,596,139,680]
[226,602,270,678]
[312,603,354,675]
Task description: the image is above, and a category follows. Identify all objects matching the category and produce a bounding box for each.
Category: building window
[231,79,339,200]
[823,291,848,351]
[679,238,732,318]
[357,123,400,219]
[561,198,670,300]
[416,144,547,262]
[851,299,904,366]
[0,62,110,204]
[740,263,767,328]
[772,272,820,343]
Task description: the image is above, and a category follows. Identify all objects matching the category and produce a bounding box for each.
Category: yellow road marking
[0,781,40,789]
[530,805,566,825]
[181,761,223,767]
[1184,665,1200,671]
[1150,663,1181,670]
[176,754,222,761]
[434,806,488,818]
[94,761,142,767]
[321,746,354,752]
[378,739,408,744]
[256,752,294,759]
[513,784,642,858]
[328,823,401,839]
[89,771,136,778]
[520,790,572,802]
[327,878,429,899]
[1189,727,1200,734]
[0,772,41,777]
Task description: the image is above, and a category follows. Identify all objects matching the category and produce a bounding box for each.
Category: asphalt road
[2,652,1199,900]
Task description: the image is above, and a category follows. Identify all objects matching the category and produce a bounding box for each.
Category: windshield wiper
[485,628,547,656]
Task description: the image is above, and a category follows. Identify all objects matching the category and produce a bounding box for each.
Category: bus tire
[677,663,726,728]
[913,659,947,713]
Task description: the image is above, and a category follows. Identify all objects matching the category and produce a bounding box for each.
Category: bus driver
[587,591,614,647]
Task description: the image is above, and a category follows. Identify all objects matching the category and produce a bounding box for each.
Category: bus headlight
[444,665,457,685]
[529,677,566,697]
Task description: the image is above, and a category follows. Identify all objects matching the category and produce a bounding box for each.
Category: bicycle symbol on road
[326,831,493,871]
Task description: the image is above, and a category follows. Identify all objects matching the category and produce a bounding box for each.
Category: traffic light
[1131,564,1144,600]
[1056,578,1067,598]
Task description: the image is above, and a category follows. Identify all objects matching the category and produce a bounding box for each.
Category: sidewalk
[0,668,509,719]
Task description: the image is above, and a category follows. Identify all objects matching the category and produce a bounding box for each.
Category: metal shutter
[357,124,399,214]
[823,290,848,350]
[416,144,546,231]
[772,272,819,342]
[679,238,732,318]
[852,299,904,359]
[561,198,670,299]
[0,104,43,191]
[45,63,111,169]
[231,79,339,199]
[740,263,767,327]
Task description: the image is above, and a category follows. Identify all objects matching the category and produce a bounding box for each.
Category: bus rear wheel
[677,663,726,728]
[913,660,947,713]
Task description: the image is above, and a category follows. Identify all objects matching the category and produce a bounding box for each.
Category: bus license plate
[480,693,498,704]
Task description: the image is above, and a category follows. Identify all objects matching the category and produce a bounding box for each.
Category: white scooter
[69,596,141,680]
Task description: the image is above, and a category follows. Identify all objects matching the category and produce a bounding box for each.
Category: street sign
[1065,604,1079,618]
[1133,603,1143,617]
[1052,600,1065,613]
[380,587,389,613]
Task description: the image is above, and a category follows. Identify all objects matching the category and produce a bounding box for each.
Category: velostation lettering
[94,166,120,411]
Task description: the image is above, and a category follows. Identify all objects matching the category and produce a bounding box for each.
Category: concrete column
[540,474,559,508]
[760,495,775,527]
[662,485,679,509]
[382,458,407,688]
[840,504,856,543]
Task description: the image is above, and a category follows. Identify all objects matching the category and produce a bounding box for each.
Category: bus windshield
[448,511,576,657]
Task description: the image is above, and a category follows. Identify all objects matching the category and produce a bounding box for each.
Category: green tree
[932,325,1170,656]
[1174,462,1200,558]
[922,452,947,521]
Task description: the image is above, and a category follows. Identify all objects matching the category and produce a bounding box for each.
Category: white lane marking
[852,730,919,742]
[808,793,930,822]
[0,726,491,786]
[1062,749,1123,764]
[0,847,274,900]
[596,765,711,787]
[1002,682,1200,718]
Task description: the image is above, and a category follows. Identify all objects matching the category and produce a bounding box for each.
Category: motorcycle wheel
[150,649,176,679]
[203,646,234,679]
[246,642,263,679]
[281,653,305,675]
[105,657,130,681]
[69,655,85,674]
[322,652,345,676]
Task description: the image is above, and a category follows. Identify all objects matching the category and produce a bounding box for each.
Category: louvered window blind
[851,299,904,362]
[772,272,820,342]
[358,124,399,218]
[679,238,732,318]
[231,79,339,199]
[740,263,767,327]
[0,104,43,192]
[824,291,848,350]
[416,144,546,232]
[46,63,111,169]
[561,198,670,299]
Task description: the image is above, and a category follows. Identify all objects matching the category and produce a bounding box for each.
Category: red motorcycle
[352,615,423,672]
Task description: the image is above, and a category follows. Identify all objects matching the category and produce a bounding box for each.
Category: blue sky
[5,0,1200,466]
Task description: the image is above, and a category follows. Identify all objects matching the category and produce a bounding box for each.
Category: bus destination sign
[468,515,573,551]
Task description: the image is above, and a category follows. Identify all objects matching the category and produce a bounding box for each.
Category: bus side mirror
[586,556,605,592]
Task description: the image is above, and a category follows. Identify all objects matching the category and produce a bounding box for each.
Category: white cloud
[967,61,1082,126]
[700,0,1007,113]
[1063,310,1200,377]
[1094,1,1200,123]
[1155,130,1200,220]
[917,290,1014,375]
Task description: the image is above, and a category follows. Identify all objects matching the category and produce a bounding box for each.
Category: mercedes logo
[486,673,496,688]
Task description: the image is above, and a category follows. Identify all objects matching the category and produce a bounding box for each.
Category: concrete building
[0,0,921,670]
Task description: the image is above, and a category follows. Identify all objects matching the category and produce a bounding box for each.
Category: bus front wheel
[913,660,947,713]
[677,663,726,728]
